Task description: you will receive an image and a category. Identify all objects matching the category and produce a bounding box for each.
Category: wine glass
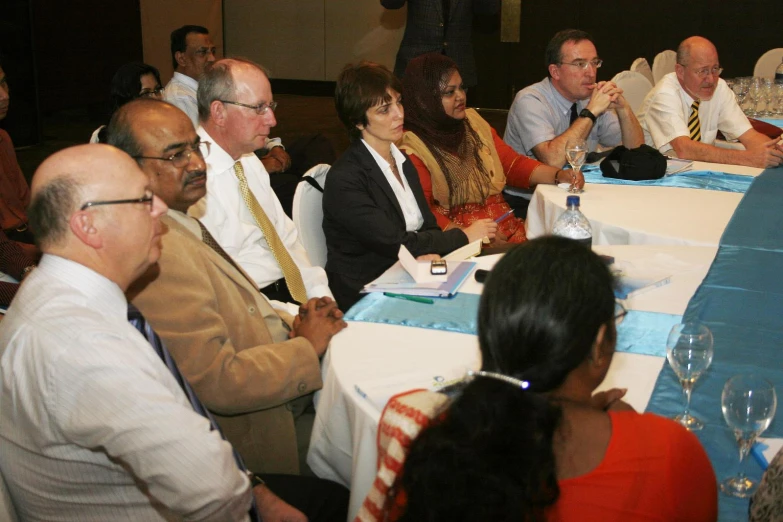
[760,78,775,117]
[730,77,750,110]
[747,77,762,117]
[665,323,714,431]
[564,138,587,194]
[720,374,777,497]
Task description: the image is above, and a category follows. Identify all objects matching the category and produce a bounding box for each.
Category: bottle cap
[566,195,581,207]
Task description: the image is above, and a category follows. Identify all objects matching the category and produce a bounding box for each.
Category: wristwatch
[579,108,597,123]
[246,470,266,488]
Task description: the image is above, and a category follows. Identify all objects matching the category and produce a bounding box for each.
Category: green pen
[383,292,434,304]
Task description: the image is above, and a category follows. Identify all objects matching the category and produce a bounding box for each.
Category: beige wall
[140,0,224,84]
[223,0,407,82]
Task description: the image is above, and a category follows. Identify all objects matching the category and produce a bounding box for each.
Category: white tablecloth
[307,245,717,520]
[525,161,762,247]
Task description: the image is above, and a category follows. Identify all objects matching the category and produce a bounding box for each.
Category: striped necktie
[688,100,701,142]
[127,305,260,521]
[232,161,308,304]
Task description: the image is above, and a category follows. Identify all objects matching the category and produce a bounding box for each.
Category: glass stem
[682,384,693,416]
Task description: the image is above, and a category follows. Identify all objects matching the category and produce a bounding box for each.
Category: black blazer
[323,140,467,308]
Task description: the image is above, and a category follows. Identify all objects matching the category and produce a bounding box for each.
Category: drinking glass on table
[665,322,714,431]
[747,78,763,117]
[760,78,775,117]
[720,374,777,498]
[730,77,749,110]
[564,138,587,194]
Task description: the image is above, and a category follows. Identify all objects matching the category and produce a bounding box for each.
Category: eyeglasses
[133,142,210,168]
[194,46,217,58]
[614,301,628,325]
[441,85,468,98]
[139,86,164,98]
[81,191,154,211]
[688,65,723,79]
[559,59,603,70]
[219,99,278,115]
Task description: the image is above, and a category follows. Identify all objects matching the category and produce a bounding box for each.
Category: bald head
[29,144,136,250]
[676,36,717,67]
[197,57,269,123]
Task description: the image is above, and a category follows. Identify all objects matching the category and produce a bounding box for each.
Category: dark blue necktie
[127,304,260,521]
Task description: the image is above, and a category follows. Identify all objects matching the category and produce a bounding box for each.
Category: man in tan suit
[106,98,347,487]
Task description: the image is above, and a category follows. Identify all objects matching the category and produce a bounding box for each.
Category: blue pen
[494,210,514,223]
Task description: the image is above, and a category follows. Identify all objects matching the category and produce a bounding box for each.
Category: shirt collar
[197,127,247,175]
[361,140,406,169]
[544,77,586,116]
[172,71,199,90]
[38,254,128,322]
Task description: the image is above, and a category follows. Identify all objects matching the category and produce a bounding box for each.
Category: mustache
[184,170,207,184]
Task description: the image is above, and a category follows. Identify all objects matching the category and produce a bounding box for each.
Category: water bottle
[776,58,783,85]
[552,195,592,247]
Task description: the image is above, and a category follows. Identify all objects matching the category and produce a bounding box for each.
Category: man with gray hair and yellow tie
[638,36,783,168]
[191,58,333,312]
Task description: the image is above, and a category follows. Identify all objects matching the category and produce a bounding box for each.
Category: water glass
[666,323,714,431]
[564,138,587,194]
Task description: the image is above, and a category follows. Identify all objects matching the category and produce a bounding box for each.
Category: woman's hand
[590,388,635,412]
[568,169,585,191]
[416,254,441,262]
[462,218,498,244]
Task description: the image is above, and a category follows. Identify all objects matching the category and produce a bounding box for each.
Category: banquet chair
[292,163,330,268]
[0,468,19,522]
[753,48,783,78]
[473,107,509,137]
[652,50,677,83]
[630,57,654,85]
[611,71,653,114]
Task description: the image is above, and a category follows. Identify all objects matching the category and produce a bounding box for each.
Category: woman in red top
[395,237,718,522]
[399,53,583,244]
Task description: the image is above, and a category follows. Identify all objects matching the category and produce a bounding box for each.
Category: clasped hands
[586,80,628,115]
[289,296,347,356]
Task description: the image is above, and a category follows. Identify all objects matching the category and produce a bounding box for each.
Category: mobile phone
[430,260,447,275]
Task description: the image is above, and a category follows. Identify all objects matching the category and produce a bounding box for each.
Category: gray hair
[197,57,270,123]
[28,176,82,248]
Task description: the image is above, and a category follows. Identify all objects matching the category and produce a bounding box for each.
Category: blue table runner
[581,165,753,194]
[645,168,783,520]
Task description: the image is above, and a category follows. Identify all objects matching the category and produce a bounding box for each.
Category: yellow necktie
[233,161,308,304]
[688,100,701,142]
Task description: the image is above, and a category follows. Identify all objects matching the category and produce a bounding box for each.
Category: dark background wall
[470,0,779,108]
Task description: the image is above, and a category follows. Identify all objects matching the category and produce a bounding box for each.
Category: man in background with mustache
[106,99,349,521]
[504,29,644,168]
[638,36,783,168]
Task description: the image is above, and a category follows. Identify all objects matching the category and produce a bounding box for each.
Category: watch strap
[579,109,597,123]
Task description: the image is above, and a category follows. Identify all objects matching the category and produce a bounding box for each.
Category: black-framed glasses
[615,301,628,325]
[80,191,154,211]
[139,86,164,98]
[560,58,603,70]
[133,142,209,168]
[219,99,278,115]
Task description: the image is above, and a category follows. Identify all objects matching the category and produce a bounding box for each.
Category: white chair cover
[611,70,654,115]
[753,48,783,79]
[292,163,330,269]
[652,50,677,84]
[630,57,654,85]
[0,468,19,522]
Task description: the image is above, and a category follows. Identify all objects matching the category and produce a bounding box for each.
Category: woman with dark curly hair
[400,53,583,245]
[395,237,717,521]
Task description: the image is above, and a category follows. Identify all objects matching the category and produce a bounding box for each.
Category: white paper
[443,240,482,262]
[398,245,447,283]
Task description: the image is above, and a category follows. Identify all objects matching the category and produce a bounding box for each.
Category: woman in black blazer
[323,62,496,309]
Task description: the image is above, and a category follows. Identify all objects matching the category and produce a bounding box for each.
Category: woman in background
[400,53,582,244]
[91,62,164,143]
[396,236,717,521]
[323,61,496,310]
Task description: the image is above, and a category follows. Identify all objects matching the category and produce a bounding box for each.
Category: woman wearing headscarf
[400,53,584,244]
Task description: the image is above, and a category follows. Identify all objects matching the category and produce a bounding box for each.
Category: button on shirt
[164,71,200,128]
[504,77,622,160]
[191,128,333,304]
[361,140,424,232]
[0,254,252,521]
[638,72,751,153]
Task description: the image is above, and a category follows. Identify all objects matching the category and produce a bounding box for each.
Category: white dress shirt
[191,128,333,303]
[165,72,200,128]
[638,72,752,153]
[0,254,252,521]
[361,140,424,232]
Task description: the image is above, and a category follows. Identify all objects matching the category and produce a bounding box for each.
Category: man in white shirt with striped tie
[638,36,783,168]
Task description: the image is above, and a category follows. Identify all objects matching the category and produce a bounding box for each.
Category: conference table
[526,161,762,246]
[308,160,779,521]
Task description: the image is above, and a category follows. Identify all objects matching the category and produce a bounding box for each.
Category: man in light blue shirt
[504,29,643,167]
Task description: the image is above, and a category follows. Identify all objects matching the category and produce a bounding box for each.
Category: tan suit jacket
[128,213,322,474]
